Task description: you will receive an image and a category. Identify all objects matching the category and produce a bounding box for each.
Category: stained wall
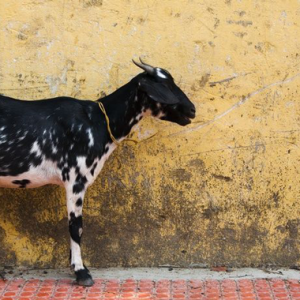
[1,0,300,268]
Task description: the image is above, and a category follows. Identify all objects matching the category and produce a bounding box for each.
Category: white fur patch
[156,68,167,79]
[87,128,94,147]
[0,141,62,188]
[129,114,142,126]
[30,141,42,156]
[0,158,62,188]
[52,145,58,154]
[70,239,84,271]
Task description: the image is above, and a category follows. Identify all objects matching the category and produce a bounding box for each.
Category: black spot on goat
[12,179,31,188]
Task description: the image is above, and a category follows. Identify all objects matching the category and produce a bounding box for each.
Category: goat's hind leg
[66,185,94,286]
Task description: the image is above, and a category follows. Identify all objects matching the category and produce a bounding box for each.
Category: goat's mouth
[179,115,193,126]
[160,112,195,126]
[187,110,196,120]
[180,111,195,125]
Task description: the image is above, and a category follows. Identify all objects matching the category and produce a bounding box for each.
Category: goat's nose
[190,107,196,117]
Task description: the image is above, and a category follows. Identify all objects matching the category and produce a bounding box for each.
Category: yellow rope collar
[97,101,139,146]
[97,102,119,145]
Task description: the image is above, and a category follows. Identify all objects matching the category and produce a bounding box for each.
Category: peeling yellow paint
[1,0,300,268]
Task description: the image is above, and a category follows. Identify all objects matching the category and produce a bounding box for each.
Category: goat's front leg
[65,183,94,286]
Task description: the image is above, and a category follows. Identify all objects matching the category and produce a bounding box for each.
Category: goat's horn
[139,57,155,69]
[132,58,155,75]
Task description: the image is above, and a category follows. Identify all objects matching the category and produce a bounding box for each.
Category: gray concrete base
[2,268,300,281]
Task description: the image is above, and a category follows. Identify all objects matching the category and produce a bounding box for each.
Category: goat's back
[0,95,105,186]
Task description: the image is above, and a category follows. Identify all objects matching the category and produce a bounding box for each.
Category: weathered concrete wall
[1,0,300,268]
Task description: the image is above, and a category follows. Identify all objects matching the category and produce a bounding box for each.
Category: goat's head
[133,58,196,126]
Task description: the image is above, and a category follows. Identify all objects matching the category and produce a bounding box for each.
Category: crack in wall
[167,72,300,138]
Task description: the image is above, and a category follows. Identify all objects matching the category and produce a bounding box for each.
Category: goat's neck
[98,79,144,142]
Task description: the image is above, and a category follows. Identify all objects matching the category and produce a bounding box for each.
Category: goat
[0,59,196,286]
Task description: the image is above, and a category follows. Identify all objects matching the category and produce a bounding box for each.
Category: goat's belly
[0,162,63,188]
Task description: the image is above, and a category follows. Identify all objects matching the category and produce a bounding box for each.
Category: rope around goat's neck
[98,102,119,145]
[97,101,138,146]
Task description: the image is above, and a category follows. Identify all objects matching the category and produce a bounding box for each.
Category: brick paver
[0,278,300,299]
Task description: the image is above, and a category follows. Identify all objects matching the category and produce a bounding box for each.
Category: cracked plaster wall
[1,0,300,268]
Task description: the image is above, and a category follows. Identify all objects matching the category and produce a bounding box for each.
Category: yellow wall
[1,0,300,268]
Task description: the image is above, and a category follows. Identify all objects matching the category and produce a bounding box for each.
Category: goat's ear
[139,79,179,104]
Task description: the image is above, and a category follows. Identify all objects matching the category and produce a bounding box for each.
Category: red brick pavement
[0,278,300,299]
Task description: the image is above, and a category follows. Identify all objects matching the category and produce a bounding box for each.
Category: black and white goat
[0,59,196,286]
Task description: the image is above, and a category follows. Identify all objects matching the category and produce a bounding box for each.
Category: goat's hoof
[77,277,94,287]
[75,269,94,287]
